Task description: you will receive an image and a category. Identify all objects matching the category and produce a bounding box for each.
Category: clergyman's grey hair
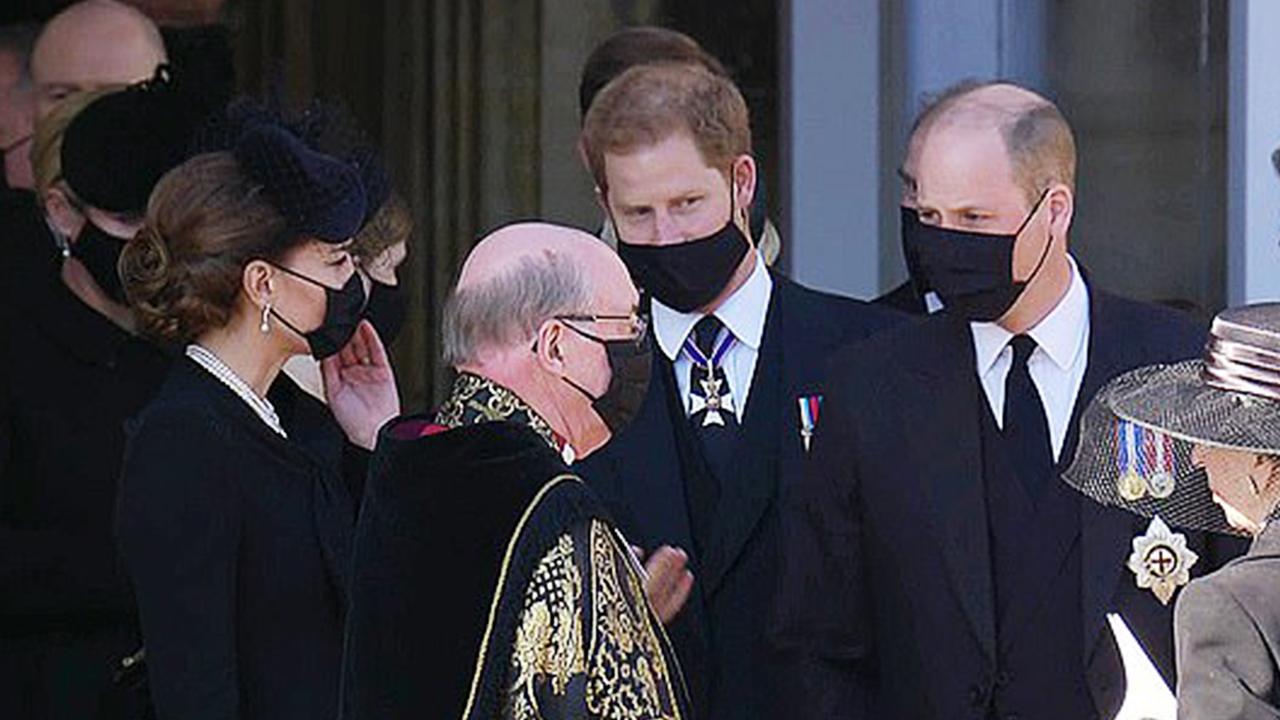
[442,249,592,367]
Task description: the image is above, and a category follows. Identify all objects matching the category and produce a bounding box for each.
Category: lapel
[1076,290,1147,667]
[697,281,786,598]
[650,354,716,694]
[602,352,700,557]
[904,317,998,660]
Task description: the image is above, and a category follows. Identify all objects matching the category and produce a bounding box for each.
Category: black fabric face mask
[899,205,930,299]
[270,264,367,360]
[71,222,129,303]
[902,191,1052,322]
[363,279,408,345]
[615,188,751,314]
[556,321,653,436]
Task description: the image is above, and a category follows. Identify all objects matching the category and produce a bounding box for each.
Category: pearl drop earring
[260,303,271,334]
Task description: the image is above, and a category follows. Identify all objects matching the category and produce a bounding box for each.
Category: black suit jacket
[578,272,904,718]
[778,287,1243,719]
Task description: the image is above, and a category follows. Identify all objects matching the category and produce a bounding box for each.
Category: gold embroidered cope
[505,520,683,719]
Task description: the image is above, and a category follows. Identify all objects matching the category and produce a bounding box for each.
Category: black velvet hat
[290,100,389,221]
[232,121,367,243]
[61,66,198,216]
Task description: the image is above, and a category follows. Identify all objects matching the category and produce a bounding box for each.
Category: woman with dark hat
[1065,303,1280,718]
[0,71,201,719]
[115,122,399,719]
[265,101,414,496]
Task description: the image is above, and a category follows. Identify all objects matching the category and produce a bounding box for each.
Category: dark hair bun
[120,222,184,342]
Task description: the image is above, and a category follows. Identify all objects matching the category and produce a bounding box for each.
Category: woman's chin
[1214,494,1261,534]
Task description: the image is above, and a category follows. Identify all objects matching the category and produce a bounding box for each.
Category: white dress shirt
[969,256,1090,461]
[652,251,772,422]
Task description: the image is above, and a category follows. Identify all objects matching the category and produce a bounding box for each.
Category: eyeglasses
[554,313,649,349]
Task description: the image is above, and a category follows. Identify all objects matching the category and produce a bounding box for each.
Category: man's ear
[731,154,758,225]
[1046,183,1075,243]
[533,319,566,375]
[43,186,85,242]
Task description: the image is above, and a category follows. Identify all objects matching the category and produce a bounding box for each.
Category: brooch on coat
[1127,515,1197,605]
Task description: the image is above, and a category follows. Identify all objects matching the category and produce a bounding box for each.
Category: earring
[260,303,271,334]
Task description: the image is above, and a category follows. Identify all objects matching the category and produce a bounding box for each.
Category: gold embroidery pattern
[585,520,683,720]
[508,534,586,719]
[436,372,557,450]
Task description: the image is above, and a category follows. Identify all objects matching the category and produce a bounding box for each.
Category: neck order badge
[684,329,737,427]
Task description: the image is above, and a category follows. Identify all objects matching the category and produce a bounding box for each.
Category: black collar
[32,268,138,368]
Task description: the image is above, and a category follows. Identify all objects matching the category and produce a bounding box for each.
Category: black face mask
[615,188,751,313]
[363,279,408,345]
[555,320,652,436]
[269,264,367,360]
[902,191,1052,322]
[899,205,929,298]
[71,222,129,303]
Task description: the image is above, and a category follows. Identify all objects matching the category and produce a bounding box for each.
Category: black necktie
[686,316,737,554]
[1002,335,1053,500]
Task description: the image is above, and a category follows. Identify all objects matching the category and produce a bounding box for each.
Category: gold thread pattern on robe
[585,520,682,720]
[508,534,586,719]
[436,372,557,450]
[502,520,683,719]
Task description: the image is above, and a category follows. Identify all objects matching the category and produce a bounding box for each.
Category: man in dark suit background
[576,62,903,718]
[778,81,1240,720]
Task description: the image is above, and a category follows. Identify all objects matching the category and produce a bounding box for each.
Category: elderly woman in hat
[1065,303,1280,718]
[0,71,206,718]
[115,120,399,719]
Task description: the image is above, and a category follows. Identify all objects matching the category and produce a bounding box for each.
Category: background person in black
[9,0,169,308]
[0,74,200,720]
[576,62,904,718]
[0,2,167,340]
[116,124,399,719]
[776,82,1243,720]
[0,22,50,334]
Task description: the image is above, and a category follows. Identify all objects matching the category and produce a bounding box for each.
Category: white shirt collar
[970,255,1089,375]
[924,291,944,314]
[652,251,772,361]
